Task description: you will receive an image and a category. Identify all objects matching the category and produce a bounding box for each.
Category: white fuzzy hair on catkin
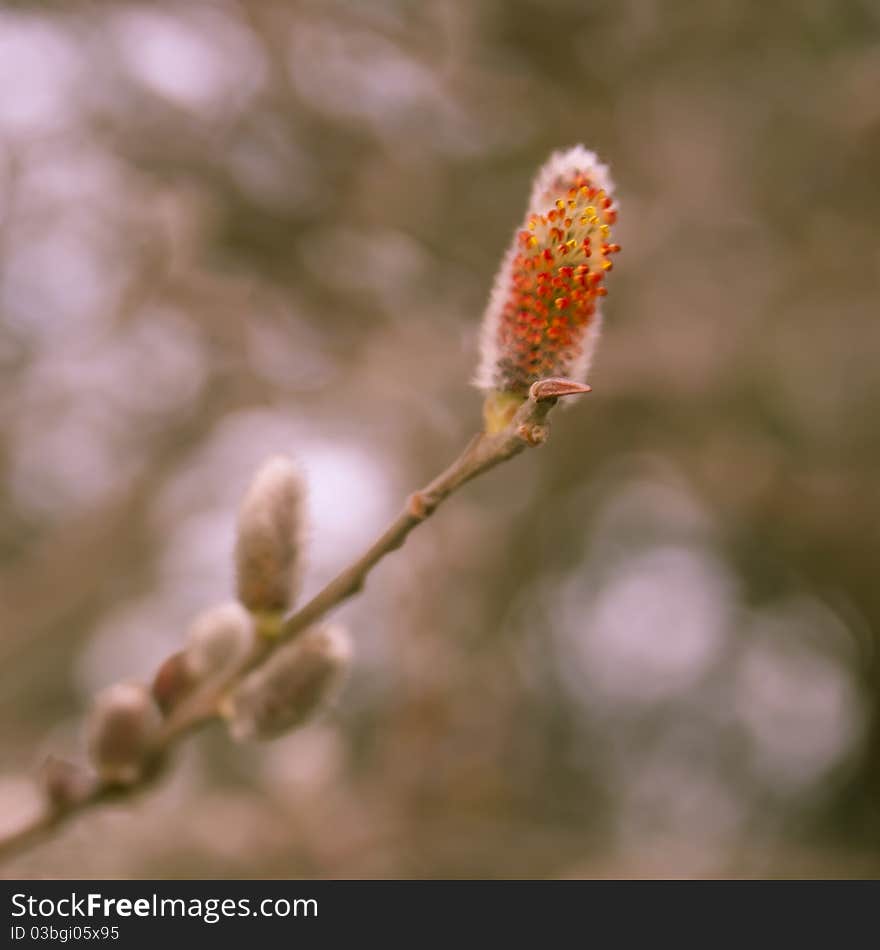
[527,145,615,217]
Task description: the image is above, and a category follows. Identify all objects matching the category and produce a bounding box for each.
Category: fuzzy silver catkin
[184,601,254,679]
[235,456,306,616]
[223,625,352,741]
[86,683,162,785]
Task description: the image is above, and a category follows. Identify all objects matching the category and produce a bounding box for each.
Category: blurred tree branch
[0,380,586,864]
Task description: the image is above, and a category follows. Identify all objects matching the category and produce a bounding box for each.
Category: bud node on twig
[39,757,98,813]
[517,423,549,446]
[407,491,429,520]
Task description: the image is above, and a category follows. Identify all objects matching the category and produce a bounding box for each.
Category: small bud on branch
[39,757,98,813]
[86,683,162,786]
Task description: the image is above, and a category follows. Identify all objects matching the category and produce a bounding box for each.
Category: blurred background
[1,0,879,879]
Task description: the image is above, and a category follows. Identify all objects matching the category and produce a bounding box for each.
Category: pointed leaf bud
[86,682,162,785]
[222,625,352,741]
[235,456,306,620]
[475,145,620,425]
[529,376,593,402]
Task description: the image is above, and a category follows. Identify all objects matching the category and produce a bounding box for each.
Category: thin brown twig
[0,381,583,864]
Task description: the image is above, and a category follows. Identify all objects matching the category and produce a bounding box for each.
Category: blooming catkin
[235,456,305,618]
[476,146,620,423]
[222,625,352,741]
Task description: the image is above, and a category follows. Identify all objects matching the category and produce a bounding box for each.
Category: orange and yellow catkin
[476,146,620,414]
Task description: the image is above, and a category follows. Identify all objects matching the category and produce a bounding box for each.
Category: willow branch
[0,379,587,864]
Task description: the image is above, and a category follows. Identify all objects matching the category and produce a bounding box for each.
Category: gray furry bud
[86,682,162,785]
[184,601,254,679]
[223,625,351,741]
[235,456,306,616]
